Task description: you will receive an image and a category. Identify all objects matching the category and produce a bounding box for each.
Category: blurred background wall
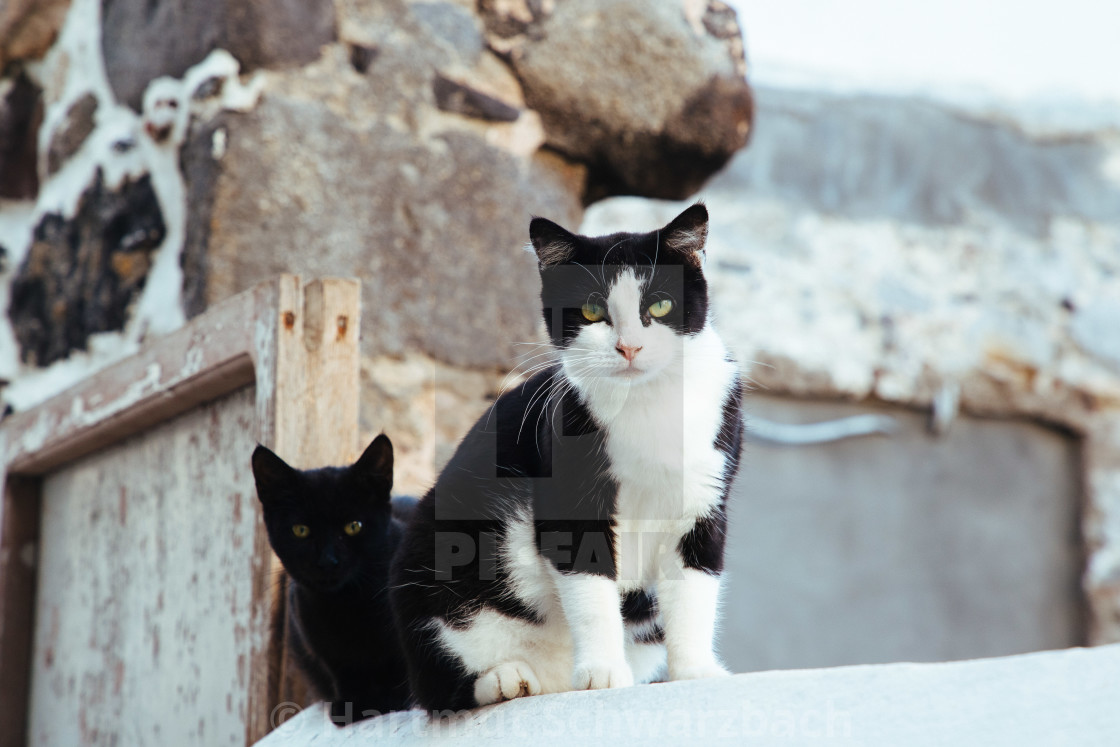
[582,0,1120,664]
[2,0,1119,674]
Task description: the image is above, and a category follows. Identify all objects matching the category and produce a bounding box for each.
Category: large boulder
[185,0,584,369]
[484,0,754,201]
[189,97,582,369]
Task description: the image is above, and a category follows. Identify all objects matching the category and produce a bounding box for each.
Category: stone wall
[0,0,752,487]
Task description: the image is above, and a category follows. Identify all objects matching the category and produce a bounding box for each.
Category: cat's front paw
[572,659,634,691]
[670,661,732,681]
[474,661,542,706]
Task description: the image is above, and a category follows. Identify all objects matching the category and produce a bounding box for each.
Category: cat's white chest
[581,328,738,588]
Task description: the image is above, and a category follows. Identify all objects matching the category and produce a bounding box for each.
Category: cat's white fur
[435,269,737,702]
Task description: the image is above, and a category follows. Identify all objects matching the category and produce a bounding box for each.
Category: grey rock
[432,73,520,122]
[0,68,42,200]
[411,2,484,64]
[101,0,336,110]
[199,95,582,369]
[8,171,166,366]
[46,92,98,175]
[179,115,230,320]
[506,0,753,201]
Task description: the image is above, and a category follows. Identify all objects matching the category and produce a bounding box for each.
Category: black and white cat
[390,204,743,711]
[252,435,412,723]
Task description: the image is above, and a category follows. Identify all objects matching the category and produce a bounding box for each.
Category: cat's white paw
[474,661,542,706]
[670,661,732,681]
[572,659,634,691]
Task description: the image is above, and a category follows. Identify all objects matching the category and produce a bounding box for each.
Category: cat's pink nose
[616,343,642,362]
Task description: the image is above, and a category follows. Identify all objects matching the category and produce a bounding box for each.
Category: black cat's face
[252,435,394,592]
[530,203,711,386]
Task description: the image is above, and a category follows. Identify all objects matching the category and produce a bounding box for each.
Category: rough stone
[504,0,753,201]
[8,172,166,366]
[179,115,229,320]
[433,72,521,121]
[0,69,43,200]
[360,352,505,495]
[0,0,71,69]
[46,92,98,175]
[199,94,582,370]
[101,0,337,110]
[410,2,485,64]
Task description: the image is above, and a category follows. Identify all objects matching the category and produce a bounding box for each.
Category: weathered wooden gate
[0,276,360,746]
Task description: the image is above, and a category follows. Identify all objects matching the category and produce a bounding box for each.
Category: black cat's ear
[251,445,297,504]
[660,202,708,266]
[353,434,393,497]
[528,217,576,268]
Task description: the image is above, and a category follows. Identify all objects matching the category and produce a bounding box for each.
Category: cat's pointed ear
[251,445,297,504]
[353,433,393,497]
[661,203,708,266]
[528,217,576,268]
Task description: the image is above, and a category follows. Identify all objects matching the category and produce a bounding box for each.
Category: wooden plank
[0,476,41,747]
[247,277,361,743]
[27,388,259,745]
[0,288,263,477]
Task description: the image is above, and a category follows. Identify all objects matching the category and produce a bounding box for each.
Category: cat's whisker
[518,373,560,445]
[563,260,598,285]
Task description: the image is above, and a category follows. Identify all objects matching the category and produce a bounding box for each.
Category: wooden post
[248,277,361,742]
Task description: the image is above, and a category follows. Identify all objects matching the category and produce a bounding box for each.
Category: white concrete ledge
[257,645,1120,746]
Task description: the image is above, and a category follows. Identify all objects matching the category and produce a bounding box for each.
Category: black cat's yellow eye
[648,299,673,318]
[581,302,607,322]
[344,520,363,536]
[292,524,310,539]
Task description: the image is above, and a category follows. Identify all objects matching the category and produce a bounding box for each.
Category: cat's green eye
[344,520,363,536]
[581,303,607,322]
[292,524,311,539]
[648,299,673,318]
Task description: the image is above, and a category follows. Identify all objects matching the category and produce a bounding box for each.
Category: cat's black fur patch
[679,375,744,575]
[252,435,411,724]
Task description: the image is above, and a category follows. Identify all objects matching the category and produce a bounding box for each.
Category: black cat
[251,435,412,724]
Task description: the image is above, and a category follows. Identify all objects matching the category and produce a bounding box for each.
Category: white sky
[727,0,1120,104]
